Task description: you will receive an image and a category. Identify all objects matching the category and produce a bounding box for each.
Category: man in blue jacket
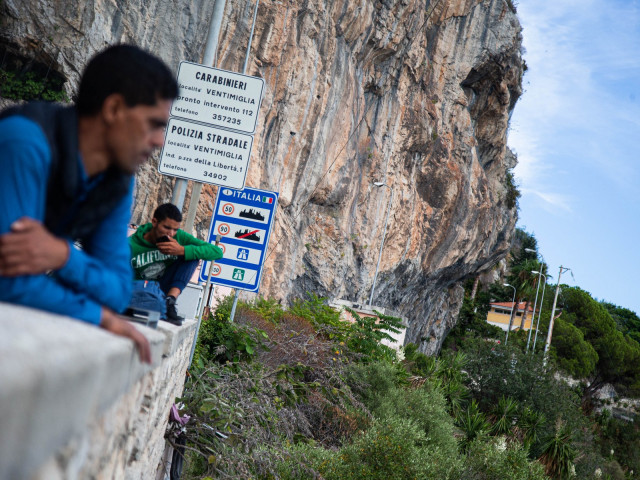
[0,45,178,363]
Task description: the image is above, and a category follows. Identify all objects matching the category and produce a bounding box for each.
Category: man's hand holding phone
[156,235,185,256]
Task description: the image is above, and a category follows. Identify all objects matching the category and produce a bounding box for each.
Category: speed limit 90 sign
[217,223,230,235]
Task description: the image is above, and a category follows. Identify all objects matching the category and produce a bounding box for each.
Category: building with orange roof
[486,301,536,332]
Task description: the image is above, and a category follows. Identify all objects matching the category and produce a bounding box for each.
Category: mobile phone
[157,235,171,243]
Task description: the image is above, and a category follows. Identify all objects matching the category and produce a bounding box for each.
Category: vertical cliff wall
[1,0,523,354]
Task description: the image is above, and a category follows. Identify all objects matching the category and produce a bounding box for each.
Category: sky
[509,0,640,315]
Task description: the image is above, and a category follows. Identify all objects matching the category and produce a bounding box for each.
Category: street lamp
[503,283,516,344]
[544,265,571,365]
[368,182,393,307]
[523,248,541,352]
[531,273,547,353]
[526,270,546,352]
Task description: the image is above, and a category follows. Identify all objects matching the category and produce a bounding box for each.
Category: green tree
[558,287,640,402]
[550,317,598,378]
[602,301,640,335]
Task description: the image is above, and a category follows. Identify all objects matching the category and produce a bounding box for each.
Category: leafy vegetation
[176,294,552,479]
[456,228,640,478]
[170,227,640,479]
[505,169,521,210]
[0,69,68,102]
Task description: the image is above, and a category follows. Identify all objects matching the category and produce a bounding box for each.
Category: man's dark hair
[76,44,178,116]
[153,203,182,223]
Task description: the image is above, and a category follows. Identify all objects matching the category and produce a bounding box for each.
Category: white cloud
[509,0,640,209]
[523,189,573,214]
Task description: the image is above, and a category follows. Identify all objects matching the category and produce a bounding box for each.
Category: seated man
[129,203,223,325]
[0,45,179,363]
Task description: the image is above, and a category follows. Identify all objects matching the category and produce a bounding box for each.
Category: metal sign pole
[183,0,260,233]
[229,290,240,323]
[172,0,227,212]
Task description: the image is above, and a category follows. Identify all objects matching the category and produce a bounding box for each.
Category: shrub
[462,436,549,480]
[316,417,434,480]
[343,361,408,412]
[505,169,521,210]
[343,308,403,362]
[373,385,462,478]
[0,69,68,102]
[192,298,268,365]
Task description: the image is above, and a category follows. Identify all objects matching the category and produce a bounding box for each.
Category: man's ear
[151,218,158,228]
[101,93,127,125]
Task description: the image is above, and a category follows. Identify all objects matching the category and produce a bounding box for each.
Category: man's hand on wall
[156,237,185,256]
[101,309,152,364]
[0,217,69,276]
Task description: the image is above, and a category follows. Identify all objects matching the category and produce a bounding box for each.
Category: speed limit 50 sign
[200,186,278,292]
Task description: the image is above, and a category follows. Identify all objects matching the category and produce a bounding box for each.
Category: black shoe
[164,296,184,326]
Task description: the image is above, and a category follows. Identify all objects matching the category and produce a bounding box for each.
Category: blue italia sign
[200,186,278,292]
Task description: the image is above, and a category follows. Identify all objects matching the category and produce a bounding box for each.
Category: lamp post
[526,270,545,352]
[368,182,393,307]
[543,265,570,365]
[523,248,540,352]
[531,273,547,353]
[504,283,516,344]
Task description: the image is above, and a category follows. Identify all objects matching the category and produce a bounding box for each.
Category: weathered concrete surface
[1,0,523,354]
[0,303,196,480]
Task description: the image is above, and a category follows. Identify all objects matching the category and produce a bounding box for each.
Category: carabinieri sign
[200,186,278,292]
[172,62,264,135]
[159,62,265,190]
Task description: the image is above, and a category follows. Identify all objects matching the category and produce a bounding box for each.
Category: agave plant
[457,399,490,452]
[490,396,519,436]
[436,350,468,383]
[443,378,470,418]
[539,420,576,479]
[516,405,546,451]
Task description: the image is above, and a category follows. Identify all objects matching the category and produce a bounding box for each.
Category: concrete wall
[0,302,196,480]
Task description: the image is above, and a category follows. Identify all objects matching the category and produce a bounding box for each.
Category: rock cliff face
[1,0,523,354]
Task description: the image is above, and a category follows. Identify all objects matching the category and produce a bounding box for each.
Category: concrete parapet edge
[0,302,197,479]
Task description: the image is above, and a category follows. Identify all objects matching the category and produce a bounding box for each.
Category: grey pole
[368,182,393,307]
[173,0,227,213]
[504,283,516,344]
[229,290,240,322]
[170,180,188,210]
[543,266,570,364]
[243,0,260,75]
[183,0,260,233]
[531,273,547,353]
[526,270,543,351]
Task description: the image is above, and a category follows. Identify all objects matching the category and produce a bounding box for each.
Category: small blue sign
[200,187,278,292]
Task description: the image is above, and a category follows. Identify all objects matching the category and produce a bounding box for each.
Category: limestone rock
[1,0,523,354]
